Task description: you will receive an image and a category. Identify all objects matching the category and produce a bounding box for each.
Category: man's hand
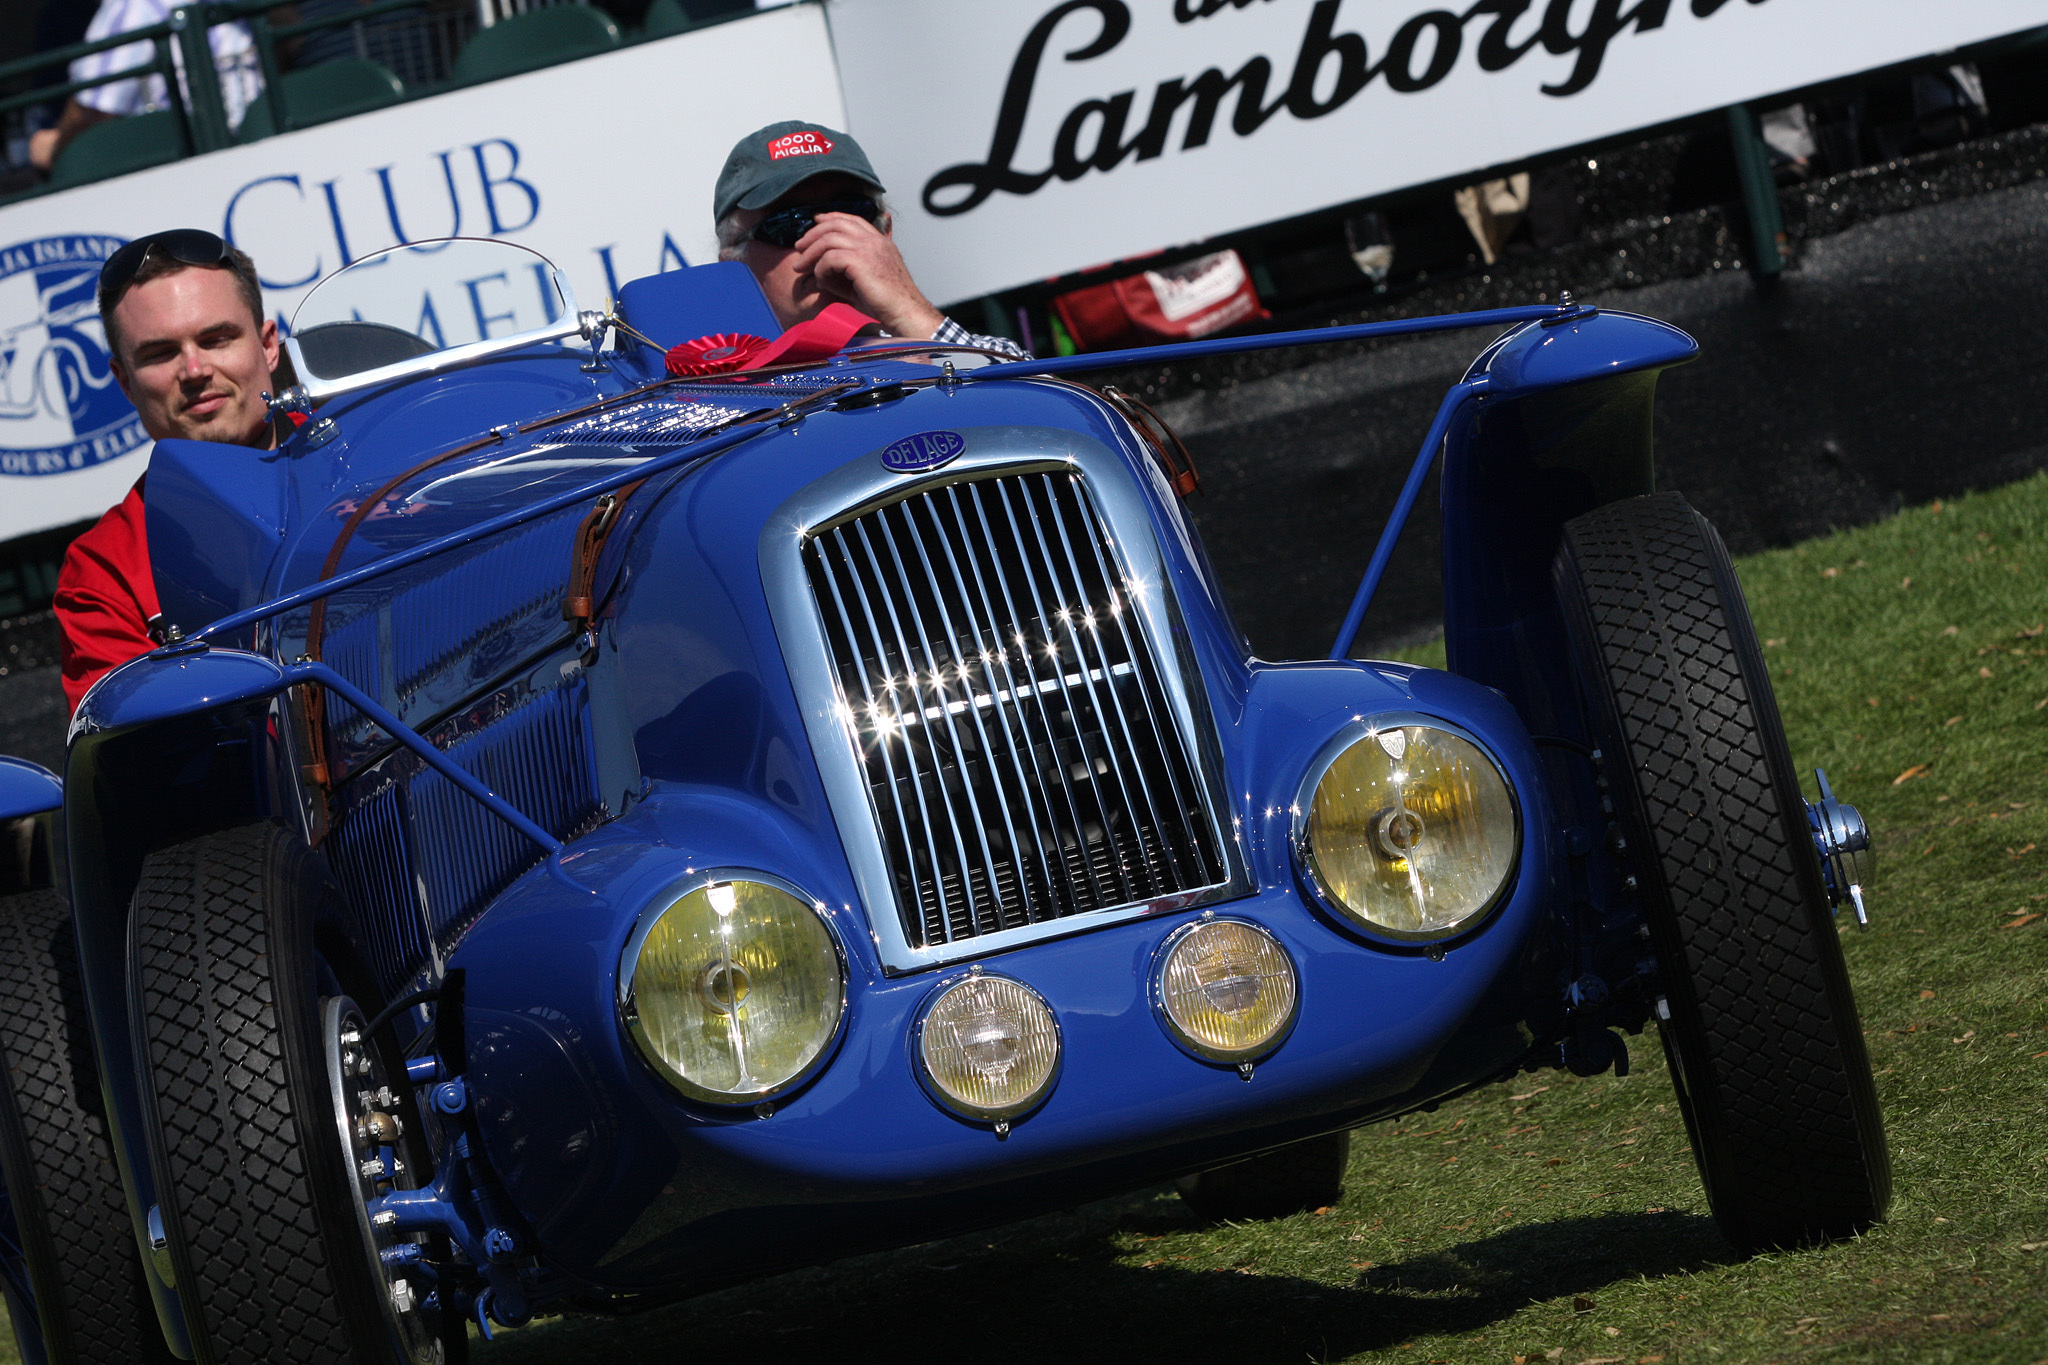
[787,212,945,341]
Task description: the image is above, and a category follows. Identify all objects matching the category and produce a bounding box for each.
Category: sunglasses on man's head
[750,198,882,250]
[97,228,230,308]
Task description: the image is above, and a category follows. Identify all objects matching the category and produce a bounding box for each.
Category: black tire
[129,825,445,1364]
[1554,491,1890,1252]
[0,887,172,1363]
[1175,1131,1350,1222]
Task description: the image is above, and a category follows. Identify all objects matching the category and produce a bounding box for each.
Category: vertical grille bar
[871,502,1006,936]
[992,475,1137,905]
[897,491,1043,927]
[1035,473,1182,891]
[1065,488,1220,888]
[826,525,959,943]
[963,480,1110,912]
[806,470,1227,950]
[930,484,1064,919]
[809,536,938,934]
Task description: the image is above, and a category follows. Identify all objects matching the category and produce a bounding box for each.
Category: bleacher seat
[237,59,405,142]
[643,0,751,38]
[48,112,184,189]
[452,6,620,85]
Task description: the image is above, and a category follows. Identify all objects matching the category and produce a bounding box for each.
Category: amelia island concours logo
[0,234,145,478]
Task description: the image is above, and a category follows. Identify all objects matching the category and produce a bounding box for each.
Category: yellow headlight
[1298,719,1519,941]
[620,874,845,1105]
[1154,917,1298,1061]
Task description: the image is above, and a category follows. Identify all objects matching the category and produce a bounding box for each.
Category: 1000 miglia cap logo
[0,235,145,478]
[768,130,834,160]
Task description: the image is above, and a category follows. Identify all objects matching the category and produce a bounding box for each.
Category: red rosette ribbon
[665,332,769,376]
[664,304,879,378]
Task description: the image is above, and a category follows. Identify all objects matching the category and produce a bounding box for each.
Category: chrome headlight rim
[616,867,850,1108]
[910,969,1063,1125]
[1148,914,1301,1065]
[1291,711,1523,948]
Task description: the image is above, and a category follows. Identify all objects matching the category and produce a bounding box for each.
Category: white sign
[0,3,840,542]
[7,0,2048,543]
[829,0,2048,304]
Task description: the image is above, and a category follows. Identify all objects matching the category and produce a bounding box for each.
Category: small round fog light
[1153,917,1298,1062]
[915,973,1060,1123]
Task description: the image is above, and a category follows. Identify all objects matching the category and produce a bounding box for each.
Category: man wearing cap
[715,121,1028,359]
[54,228,284,713]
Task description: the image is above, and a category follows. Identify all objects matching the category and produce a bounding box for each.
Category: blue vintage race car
[0,239,1886,1363]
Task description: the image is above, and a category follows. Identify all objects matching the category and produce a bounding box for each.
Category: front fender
[1440,308,1699,739]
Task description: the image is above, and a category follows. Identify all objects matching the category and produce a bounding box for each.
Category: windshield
[287,238,575,383]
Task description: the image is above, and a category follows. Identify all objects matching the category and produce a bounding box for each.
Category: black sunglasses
[750,198,883,250]
[97,228,230,309]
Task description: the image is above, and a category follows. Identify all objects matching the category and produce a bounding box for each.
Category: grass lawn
[7,476,2044,1363]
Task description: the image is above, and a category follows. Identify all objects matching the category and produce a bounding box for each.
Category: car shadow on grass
[479,1203,1737,1365]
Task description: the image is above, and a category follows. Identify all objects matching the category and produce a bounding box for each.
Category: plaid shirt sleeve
[931,316,1031,360]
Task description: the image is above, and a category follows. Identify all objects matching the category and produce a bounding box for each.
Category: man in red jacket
[55,229,282,713]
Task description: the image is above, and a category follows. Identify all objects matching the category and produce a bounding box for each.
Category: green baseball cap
[713,121,886,224]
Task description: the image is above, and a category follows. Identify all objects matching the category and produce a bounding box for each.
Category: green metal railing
[0,0,748,205]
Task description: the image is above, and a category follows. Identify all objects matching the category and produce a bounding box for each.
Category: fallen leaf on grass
[1605,1326,1623,1336]
[1942,624,1960,635]
[1822,566,1839,578]
[1764,637,1785,647]
[1349,1260,1376,1270]
[1920,989,1938,999]
[1509,1086,1550,1100]
[2010,844,2038,859]
[1946,715,1964,727]
[2022,625,2044,639]
[1311,1206,1333,1215]
[1545,1351,1565,1362]
[2038,697,2048,710]
[1573,1296,1597,1314]
[1953,1031,1976,1043]
[1640,1357,1667,1364]
[2002,914,2040,929]
[2021,1243,2046,1252]
[1901,577,1913,589]
[2033,1049,2048,1058]
[1868,697,1881,708]
[1981,667,1996,679]
[1894,763,1931,785]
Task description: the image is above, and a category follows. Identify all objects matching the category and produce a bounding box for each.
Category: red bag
[1051,250,1268,352]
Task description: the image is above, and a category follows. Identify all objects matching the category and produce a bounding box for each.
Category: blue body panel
[31,263,1704,1322]
[0,758,61,822]
[455,661,1559,1290]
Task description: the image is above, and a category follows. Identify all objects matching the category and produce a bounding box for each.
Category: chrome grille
[804,470,1227,949]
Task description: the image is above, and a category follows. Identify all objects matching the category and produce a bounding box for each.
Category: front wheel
[0,887,170,1363]
[1554,492,1889,1252]
[128,826,454,1364]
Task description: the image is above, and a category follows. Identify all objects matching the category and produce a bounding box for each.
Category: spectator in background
[714,120,1027,358]
[28,0,261,173]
